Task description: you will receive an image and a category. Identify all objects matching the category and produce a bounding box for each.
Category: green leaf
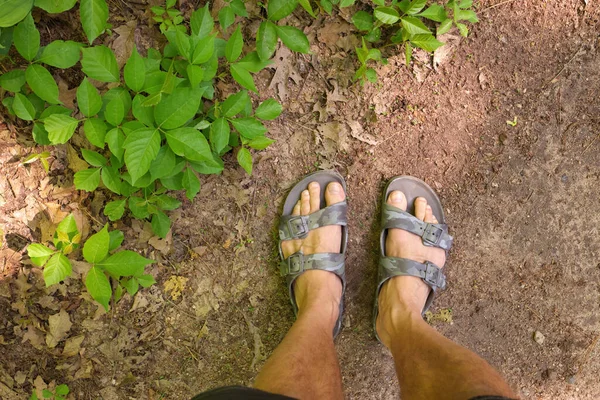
[320,0,333,14]
[190,4,214,37]
[237,147,252,175]
[365,68,377,83]
[83,224,109,264]
[14,14,39,61]
[44,253,72,286]
[40,105,72,119]
[81,149,106,166]
[55,214,78,237]
[104,199,126,221]
[410,34,444,52]
[149,146,176,180]
[456,10,478,23]
[81,46,120,82]
[230,63,257,92]
[35,0,77,13]
[12,93,36,121]
[373,6,400,24]
[405,0,426,15]
[352,11,373,31]
[84,118,107,148]
[276,25,309,53]
[85,266,111,310]
[174,29,191,59]
[121,277,139,295]
[37,40,82,68]
[218,6,235,30]
[27,243,54,267]
[221,90,250,118]
[456,22,468,37]
[231,117,266,139]
[80,0,109,44]
[247,136,275,150]
[101,166,121,194]
[155,194,181,210]
[405,42,413,65]
[298,0,315,17]
[237,52,273,73]
[105,96,125,126]
[401,16,432,35]
[181,166,200,201]
[97,250,154,277]
[459,0,473,8]
[225,25,243,62]
[123,128,161,183]
[105,128,125,161]
[268,0,298,21]
[255,98,282,120]
[416,4,447,22]
[209,118,230,154]
[136,274,156,288]
[340,0,355,6]
[191,35,215,65]
[230,0,248,17]
[154,86,203,129]
[44,114,79,144]
[151,211,171,238]
[26,64,60,104]
[55,384,69,396]
[0,70,26,93]
[124,46,146,92]
[256,21,278,61]
[165,127,212,162]
[128,196,149,218]
[0,0,33,28]
[186,64,204,87]
[132,94,155,127]
[437,18,452,35]
[74,168,101,191]
[76,78,102,117]
[32,123,50,145]
[108,229,124,251]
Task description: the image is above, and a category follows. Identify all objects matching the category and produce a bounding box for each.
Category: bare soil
[1,1,599,399]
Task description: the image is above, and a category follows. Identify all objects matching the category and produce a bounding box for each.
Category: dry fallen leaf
[347,120,378,145]
[111,21,137,68]
[164,276,188,301]
[57,77,77,110]
[46,309,72,348]
[433,33,461,70]
[62,334,85,357]
[268,45,303,101]
[67,144,89,173]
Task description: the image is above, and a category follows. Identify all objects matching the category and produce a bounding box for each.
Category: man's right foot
[375,191,447,349]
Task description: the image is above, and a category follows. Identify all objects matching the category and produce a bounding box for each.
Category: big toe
[387,191,408,210]
[325,182,346,206]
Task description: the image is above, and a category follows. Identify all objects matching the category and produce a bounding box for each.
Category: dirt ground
[1,0,599,399]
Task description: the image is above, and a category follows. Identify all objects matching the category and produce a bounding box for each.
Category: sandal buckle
[287,216,309,238]
[287,252,304,275]
[424,262,446,289]
[422,224,443,246]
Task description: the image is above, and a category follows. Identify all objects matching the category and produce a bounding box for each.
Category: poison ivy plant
[26,215,155,310]
[352,0,478,83]
[29,383,70,400]
[151,0,185,34]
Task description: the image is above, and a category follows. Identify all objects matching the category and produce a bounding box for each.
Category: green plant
[27,214,155,310]
[29,383,69,400]
[352,0,478,83]
[151,0,185,34]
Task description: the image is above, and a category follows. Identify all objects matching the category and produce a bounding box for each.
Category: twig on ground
[481,0,517,12]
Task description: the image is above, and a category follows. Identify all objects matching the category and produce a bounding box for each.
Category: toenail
[302,190,309,197]
[391,192,403,202]
[328,183,341,193]
[309,182,319,189]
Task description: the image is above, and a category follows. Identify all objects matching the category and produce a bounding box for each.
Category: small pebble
[561,175,568,183]
[568,375,576,384]
[533,330,545,345]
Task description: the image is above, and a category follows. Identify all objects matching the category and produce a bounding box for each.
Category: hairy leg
[377,191,516,400]
[254,182,345,400]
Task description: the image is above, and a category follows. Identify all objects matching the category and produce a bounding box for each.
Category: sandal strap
[381,203,453,250]
[279,251,345,278]
[379,257,446,291]
[278,201,347,241]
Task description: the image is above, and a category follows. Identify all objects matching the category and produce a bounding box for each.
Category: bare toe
[414,197,427,221]
[325,182,345,206]
[387,190,407,210]
[300,190,310,215]
[308,182,321,213]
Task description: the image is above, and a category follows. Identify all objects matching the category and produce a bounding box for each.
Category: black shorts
[192,386,515,400]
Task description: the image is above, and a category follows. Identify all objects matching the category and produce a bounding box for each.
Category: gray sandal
[278,170,348,338]
[373,176,453,342]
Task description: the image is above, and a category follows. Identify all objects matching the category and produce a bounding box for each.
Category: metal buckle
[287,252,304,275]
[287,216,309,238]
[424,262,445,289]
[422,223,443,245]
